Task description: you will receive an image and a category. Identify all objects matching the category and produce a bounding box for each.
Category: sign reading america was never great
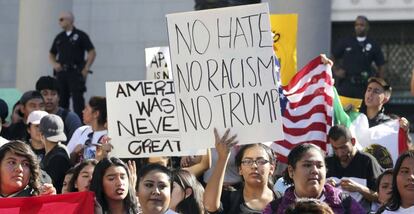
[106,80,184,158]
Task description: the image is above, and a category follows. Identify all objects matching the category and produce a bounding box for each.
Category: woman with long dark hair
[204,129,278,213]
[377,151,414,213]
[90,157,138,213]
[67,96,107,164]
[169,169,205,214]
[67,159,98,192]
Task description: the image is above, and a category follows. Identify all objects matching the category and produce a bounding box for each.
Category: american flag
[272,56,334,163]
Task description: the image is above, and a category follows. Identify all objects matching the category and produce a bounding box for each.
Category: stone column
[16,0,73,92]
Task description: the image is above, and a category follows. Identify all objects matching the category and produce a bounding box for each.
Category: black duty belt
[61,64,82,72]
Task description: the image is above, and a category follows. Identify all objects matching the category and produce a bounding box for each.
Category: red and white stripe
[272,56,334,163]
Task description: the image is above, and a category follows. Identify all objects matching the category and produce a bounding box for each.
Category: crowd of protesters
[0,69,413,213]
[0,13,414,214]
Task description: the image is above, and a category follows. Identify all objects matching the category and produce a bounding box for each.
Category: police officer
[49,11,96,118]
[332,15,385,99]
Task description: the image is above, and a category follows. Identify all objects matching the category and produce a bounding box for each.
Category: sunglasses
[368,77,391,91]
[59,18,65,22]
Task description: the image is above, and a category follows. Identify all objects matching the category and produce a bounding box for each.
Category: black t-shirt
[208,189,280,214]
[359,106,392,128]
[2,121,28,142]
[326,151,382,190]
[31,145,45,162]
[40,143,70,194]
[50,27,94,66]
[333,36,385,78]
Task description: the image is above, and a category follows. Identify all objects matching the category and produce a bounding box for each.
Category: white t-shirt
[0,136,8,147]
[67,125,92,153]
[66,125,107,153]
[382,205,414,214]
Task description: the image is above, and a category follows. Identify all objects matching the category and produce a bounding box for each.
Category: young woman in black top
[204,128,277,214]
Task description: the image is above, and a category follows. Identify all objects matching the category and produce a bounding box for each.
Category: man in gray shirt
[36,76,82,143]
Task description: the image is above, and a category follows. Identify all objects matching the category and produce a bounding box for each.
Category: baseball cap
[367,77,392,93]
[27,110,48,125]
[39,114,67,142]
[20,90,44,105]
[0,98,8,123]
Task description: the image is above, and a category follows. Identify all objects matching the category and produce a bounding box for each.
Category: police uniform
[333,36,385,98]
[50,27,94,117]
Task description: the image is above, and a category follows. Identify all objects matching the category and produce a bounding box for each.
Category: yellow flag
[270,14,298,86]
[339,95,363,112]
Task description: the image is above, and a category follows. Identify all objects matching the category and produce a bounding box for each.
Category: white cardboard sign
[145,47,172,80]
[106,80,186,158]
[166,3,284,149]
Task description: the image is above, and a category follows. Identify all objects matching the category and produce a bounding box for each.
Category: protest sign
[0,191,94,214]
[270,14,298,86]
[145,47,172,80]
[106,80,187,158]
[166,3,284,149]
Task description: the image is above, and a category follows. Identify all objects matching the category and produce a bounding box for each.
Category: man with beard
[332,16,385,99]
[326,125,382,212]
[36,76,82,143]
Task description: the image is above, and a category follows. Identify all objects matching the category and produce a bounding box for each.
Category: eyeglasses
[241,158,270,166]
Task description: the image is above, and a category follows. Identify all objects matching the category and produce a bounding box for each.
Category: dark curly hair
[0,141,41,196]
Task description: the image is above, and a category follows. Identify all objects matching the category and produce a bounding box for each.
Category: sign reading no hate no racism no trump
[166,3,284,149]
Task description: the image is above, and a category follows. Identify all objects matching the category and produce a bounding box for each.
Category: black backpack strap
[339,192,352,214]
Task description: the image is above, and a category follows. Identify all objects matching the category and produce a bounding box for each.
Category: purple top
[262,184,365,214]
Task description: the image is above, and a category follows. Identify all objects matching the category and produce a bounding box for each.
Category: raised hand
[214,128,238,160]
